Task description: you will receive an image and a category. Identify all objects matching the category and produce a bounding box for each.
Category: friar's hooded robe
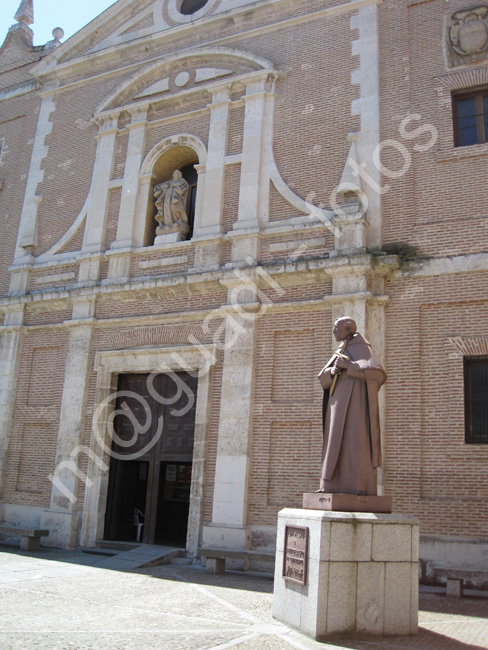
[319,332,386,495]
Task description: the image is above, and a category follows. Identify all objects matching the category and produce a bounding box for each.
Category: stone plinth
[303,492,392,513]
[272,509,419,640]
[154,231,185,245]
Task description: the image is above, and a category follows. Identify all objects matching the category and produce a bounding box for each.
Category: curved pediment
[95,47,275,114]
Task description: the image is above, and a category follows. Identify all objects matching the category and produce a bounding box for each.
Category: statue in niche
[154,170,189,237]
[317,317,386,496]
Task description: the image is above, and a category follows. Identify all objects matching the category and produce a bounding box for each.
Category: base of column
[272,508,419,640]
[40,509,81,549]
[201,523,251,550]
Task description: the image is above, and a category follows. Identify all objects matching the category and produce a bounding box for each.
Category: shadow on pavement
[419,591,488,620]
[328,628,488,650]
[136,561,275,594]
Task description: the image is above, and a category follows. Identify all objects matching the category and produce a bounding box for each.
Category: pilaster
[194,86,230,238]
[42,298,95,548]
[202,276,259,549]
[0,306,25,501]
[107,109,148,283]
[230,76,274,265]
[192,87,231,271]
[80,116,118,285]
[351,3,382,248]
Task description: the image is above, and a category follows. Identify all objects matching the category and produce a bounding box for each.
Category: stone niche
[448,6,488,67]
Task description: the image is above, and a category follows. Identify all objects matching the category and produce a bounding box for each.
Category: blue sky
[1,0,117,46]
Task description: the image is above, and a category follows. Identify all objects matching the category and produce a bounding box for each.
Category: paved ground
[0,545,487,650]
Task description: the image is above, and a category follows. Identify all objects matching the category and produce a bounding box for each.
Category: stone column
[133,173,154,248]
[41,298,95,548]
[231,76,272,264]
[201,278,259,550]
[79,116,118,286]
[194,86,230,238]
[0,308,24,502]
[351,3,382,249]
[107,108,148,283]
[236,78,268,229]
[326,256,373,334]
[193,87,230,270]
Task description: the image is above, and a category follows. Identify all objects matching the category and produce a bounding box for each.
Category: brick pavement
[0,546,487,650]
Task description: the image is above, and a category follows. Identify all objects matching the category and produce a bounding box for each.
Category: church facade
[1,0,487,583]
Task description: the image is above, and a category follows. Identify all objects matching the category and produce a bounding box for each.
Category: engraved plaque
[283,525,309,586]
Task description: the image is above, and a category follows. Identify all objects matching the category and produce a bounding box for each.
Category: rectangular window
[464,357,488,444]
[453,89,488,147]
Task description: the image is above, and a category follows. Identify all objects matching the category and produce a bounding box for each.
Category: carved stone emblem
[448,6,488,66]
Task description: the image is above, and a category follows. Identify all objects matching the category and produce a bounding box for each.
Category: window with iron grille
[464,357,488,444]
[453,89,488,147]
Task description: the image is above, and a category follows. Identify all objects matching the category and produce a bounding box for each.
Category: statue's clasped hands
[331,356,350,376]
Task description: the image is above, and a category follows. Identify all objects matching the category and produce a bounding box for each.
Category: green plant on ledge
[369,242,418,262]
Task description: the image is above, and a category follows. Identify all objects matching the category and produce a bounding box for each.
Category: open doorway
[103,371,197,546]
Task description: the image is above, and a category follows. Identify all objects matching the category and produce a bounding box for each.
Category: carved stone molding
[448,6,488,67]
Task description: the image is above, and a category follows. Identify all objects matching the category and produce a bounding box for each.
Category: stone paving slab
[0,546,487,650]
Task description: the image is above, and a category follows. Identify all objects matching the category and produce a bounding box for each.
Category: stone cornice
[0,291,395,334]
[32,0,382,89]
[393,252,488,279]
[3,251,485,316]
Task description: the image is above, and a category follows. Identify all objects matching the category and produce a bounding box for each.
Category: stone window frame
[80,343,217,555]
[435,67,488,162]
[445,337,488,448]
[179,0,210,15]
[463,356,488,444]
[452,86,488,147]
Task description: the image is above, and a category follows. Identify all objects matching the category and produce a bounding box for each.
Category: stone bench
[198,547,275,574]
[0,525,49,551]
[430,563,488,596]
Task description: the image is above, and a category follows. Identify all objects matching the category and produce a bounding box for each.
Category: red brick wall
[385,270,488,538]
[3,329,68,507]
[381,0,488,256]
[248,308,332,525]
[0,91,40,295]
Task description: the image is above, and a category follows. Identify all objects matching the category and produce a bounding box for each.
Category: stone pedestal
[154,231,185,245]
[303,492,392,513]
[272,509,419,640]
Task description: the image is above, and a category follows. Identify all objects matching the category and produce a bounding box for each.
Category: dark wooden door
[103,371,198,545]
[104,459,148,541]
